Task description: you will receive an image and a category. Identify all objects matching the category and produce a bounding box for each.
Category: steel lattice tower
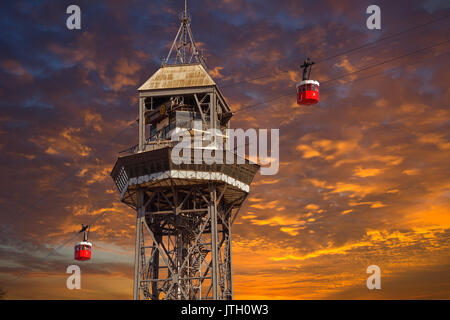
[111,3,259,300]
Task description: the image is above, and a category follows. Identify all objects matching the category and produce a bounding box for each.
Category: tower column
[138,97,145,152]
[133,189,145,300]
[209,183,219,299]
[227,218,234,300]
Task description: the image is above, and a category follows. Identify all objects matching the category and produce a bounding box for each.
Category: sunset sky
[0,0,449,299]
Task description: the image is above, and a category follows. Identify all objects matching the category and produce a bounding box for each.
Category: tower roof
[138,63,215,91]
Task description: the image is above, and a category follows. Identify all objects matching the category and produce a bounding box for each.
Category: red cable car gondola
[74,224,92,261]
[297,58,320,106]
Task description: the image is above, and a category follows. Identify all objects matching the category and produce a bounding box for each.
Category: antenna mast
[164,1,207,68]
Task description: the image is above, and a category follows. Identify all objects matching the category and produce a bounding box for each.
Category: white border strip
[127,170,250,193]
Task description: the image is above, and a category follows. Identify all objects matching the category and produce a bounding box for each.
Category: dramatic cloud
[0,0,449,299]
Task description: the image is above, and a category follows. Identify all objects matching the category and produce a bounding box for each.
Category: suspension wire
[3,15,450,292]
[2,204,115,290]
[320,38,450,85]
[232,38,450,113]
[323,50,450,91]
[243,48,450,116]
[1,114,137,290]
[2,116,137,288]
[220,13,450,89]
[226,48,450,166]
[2,119,137,233]
[315,13,450,64]
[5,43,446,289]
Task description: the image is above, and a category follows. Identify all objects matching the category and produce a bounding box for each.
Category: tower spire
[164,1,207,68]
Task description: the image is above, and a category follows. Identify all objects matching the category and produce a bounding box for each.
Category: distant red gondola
[74,224,92,261]
[74,241,92,261]
[297,58,320,106]
[296,80,320,105]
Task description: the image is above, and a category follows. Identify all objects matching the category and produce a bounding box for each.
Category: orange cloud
[353,167,384,177]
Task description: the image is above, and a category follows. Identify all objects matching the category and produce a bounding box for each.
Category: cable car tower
[111,2,258,300]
